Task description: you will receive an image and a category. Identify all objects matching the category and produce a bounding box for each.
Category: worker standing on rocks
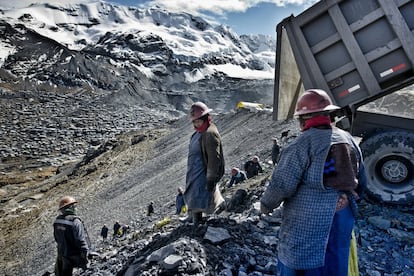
[100,224,109,241]
[271,137,281,166]
[260,89,366,276]
[183,101,225,225]
[175,187,186,215]
[53,196,90,276]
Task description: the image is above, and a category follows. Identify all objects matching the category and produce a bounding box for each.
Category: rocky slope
[1,107,414,276]
[0,2,275,111]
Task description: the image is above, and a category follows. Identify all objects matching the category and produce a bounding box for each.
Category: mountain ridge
[1,1,275,98]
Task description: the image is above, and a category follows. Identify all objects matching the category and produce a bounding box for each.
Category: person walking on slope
[53,196,90,276]
[147,201,154,216]
[271,137,281,166]
[184,101,225,225]
[175,187,186,215]
[100,225,108,241]
[113,221,121,238]
[260,89,366,276]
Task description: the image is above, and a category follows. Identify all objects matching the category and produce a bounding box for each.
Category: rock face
[0,2,276,112]
[0,1,277,167]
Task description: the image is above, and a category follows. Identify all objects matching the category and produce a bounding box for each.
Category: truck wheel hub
[381,159,408,183]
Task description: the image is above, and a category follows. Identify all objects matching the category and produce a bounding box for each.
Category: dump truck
[273,0,414,204]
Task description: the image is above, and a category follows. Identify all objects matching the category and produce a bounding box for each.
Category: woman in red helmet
[183,101,225,225]
[260,89,366,276]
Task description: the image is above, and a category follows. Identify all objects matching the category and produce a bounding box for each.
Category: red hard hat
[58,196,77,210]
[294,89,339,116]
[189,102,212,121]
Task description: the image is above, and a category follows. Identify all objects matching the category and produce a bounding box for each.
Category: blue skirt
[278,205,354,276]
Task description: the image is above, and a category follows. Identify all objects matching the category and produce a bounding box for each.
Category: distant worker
[113,221,121,238]
[120,225,130,237]
[53,196,90,275]
[271,137,281,165]
[147,201,154,216]
[100,225,108,241]
[244,155,263,178]
[228,167,247,187]
[175,187,186,215]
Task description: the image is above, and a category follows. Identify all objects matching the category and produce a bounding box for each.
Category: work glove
[206,180,216,192]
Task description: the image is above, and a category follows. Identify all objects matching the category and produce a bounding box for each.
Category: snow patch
[0,42,16,67]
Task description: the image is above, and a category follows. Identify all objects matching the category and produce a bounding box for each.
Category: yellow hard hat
[58,196,78,210]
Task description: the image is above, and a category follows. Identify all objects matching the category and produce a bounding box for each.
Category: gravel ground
[1,97,413,275]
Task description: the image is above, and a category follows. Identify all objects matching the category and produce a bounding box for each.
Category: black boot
[192,212,203,226]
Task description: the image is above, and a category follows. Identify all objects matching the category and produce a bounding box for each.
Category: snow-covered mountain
[0,1,276,110]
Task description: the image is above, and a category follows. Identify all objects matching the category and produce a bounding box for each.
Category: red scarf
[195,115,212,132]
[302,115,331,131]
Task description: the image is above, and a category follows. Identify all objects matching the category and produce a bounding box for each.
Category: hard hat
[294,89,340,116]
[58,196,78,210]
[189,102,212,121]
[231,167,239,174]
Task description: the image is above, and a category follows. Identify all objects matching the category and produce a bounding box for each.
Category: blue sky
[0,0,318,37]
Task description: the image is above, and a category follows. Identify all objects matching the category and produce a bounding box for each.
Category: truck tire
[360,131,414,204]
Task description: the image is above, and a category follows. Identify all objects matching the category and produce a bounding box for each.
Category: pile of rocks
[0,90,179,165]
[74,175,414,276]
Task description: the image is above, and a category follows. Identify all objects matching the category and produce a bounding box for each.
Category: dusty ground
[1,89,413,275]
[1,108,296,275]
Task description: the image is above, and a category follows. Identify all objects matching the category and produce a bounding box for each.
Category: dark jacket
[272,143,281,165]
[199,123,225,183]
[244,160,263,178]
[53,214,89,260]
[113,222,121,236]
[100,225,108,239]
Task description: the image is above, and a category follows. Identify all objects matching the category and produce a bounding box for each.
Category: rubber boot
[192,212,203,226]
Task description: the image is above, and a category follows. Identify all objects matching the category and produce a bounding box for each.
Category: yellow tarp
[156,217,171,229]
[236,101,264,110]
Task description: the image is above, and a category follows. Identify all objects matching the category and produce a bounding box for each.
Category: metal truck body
[273,0,414,204]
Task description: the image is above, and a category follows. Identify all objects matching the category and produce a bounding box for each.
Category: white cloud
[146,0,316,15]
[0,0,317,14]
[0,0,92,9]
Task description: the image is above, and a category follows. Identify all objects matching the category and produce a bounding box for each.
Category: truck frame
[273,0,414,204]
